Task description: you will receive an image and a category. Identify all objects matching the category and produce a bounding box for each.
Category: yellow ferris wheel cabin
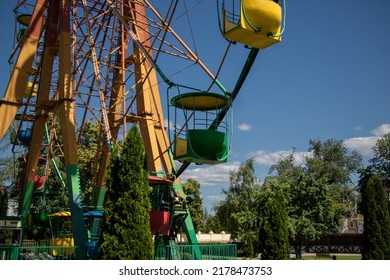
[222,0,284,49]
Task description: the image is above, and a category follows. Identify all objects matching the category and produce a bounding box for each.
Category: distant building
[342,213,364,234]
[177,231,231,243]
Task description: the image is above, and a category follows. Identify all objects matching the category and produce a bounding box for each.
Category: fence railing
[1,243,237,260]
[1,243,99,260]
[155,243,237,260]
[1,246,76,260]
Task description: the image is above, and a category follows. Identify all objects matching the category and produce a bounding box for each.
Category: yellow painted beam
[58,0,77,167]
[133,3,172,174]
[0,0,48,140]
[20,0,59,223]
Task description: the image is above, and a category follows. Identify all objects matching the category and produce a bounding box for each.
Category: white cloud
[344,136,378,157]
[177,124,390,188]
[248,124,390,166]
[344,123,390,157]
[371,124,390,137]
[237,123,252,131]
[249,150,311,166]
[179,161,241,187]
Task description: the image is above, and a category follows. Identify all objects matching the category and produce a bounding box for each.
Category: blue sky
[1,0,389,213]
[177,0,390,211]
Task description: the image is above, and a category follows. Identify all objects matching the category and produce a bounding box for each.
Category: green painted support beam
[167,239,180,260]
[66,164,87,260]
[172,181,202,260]
[91,187,106,211]
[20,181,35,224]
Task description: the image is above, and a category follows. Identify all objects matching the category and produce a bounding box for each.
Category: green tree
[77,121,104,206]
[359,174,390,259]
[306,139,363,214]
[0,129,17,215]
[257,180,290,260]
[288,174,341,259]
[369,133,390,177]
[0,129,16,189]
[0,157,14,214]
[99,125,153,259]
[368,133,390,213]
[269,150,303,181]
[215,159,260,257]
[182,178,203,232]
[0,157,14,187]
[307,139,362,185]
[269,151,343,259]
[203,214,223,233]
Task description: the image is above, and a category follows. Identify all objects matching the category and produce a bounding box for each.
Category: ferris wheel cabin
[221,0,284,49]
[170,91,231,165]
[16,14,32,42]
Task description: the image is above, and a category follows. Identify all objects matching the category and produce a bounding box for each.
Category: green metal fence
[1,245,80,260]
[1,243,236,260]
[0,243,99,260]
[155,243,237,260]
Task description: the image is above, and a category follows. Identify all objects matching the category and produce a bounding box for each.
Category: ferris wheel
[0,0,285,259]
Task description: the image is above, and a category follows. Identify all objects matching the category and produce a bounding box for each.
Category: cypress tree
[258,187,290,260]
[360,174,390,259]
[99,125,154,259]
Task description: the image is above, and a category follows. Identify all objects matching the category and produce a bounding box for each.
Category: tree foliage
[216,159,260,237]
[215,159,260,257]
[359,174,390,259]
[287,174,341,258]
[182,178,203,232]
[307,139,362,185]
[370,133,390,173]
[0,129,16,189]
[269,150,303,182]
[257,180,290,260]
[99,125,153,260]
[0,157,14,187]
[367,132,390,214]
[77,121,103,206]
[0,156,14,214]
[203,213,223,233]
[368,133,390,189]
[268,143,349,259]
[306,139,363,213]
[270,139,363,216]
[0,129,18,215]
